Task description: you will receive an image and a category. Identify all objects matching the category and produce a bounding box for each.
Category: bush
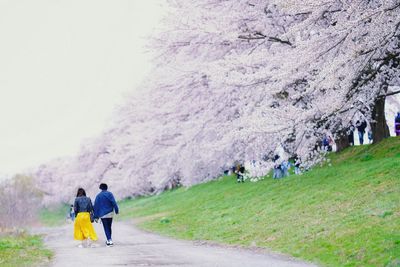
[0,175,43,229]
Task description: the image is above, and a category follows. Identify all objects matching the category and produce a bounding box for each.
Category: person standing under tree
[356,119,367,145]
[294,156,301,175]
[395,112,400,136]
[94,183,119,247]
[239,165,245,182]
[235,164,245,183]
[281,160,290,177]
[273,155,282,179]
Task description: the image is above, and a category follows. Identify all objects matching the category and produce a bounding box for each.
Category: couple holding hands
[73,183,119,247]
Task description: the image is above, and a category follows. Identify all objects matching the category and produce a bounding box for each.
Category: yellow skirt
[74,212,98,241]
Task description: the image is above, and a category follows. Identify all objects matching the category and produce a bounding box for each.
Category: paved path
[36,221,317,267]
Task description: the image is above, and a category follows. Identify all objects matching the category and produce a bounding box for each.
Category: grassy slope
[119,137,400,267]
[0,234,52,267]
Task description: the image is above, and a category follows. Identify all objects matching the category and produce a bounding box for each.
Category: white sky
[0,0,165,175]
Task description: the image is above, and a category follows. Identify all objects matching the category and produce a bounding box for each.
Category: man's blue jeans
[358,131,365,145]
[101,218,113,241]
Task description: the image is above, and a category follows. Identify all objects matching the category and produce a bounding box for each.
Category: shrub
[0,175,43,229]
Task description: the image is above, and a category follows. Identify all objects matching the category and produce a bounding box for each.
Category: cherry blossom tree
[34,0,400,202]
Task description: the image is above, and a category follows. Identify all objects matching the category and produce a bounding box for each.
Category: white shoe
[77,244,84,248]
[106,240,114,247]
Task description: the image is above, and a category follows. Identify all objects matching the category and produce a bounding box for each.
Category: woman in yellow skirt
[73,188,98,247]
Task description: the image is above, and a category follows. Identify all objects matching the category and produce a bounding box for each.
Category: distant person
[322,136,329,151]
[395,112,400,136]
[368,129,373,143]
[294,156,301,175]
[94,183,119,247]
[272,155,282,179]
[322,135,333,151]
[281,160,290,177]
[356,120,367,145]
[239,165,245,181]
[69,204,75,222]
[74,188,98,248]
[235,164,245,183]
[347,124,355,146]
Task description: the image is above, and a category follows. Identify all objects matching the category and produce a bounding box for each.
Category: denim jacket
[74,196,94,215]
[93,190,119,219]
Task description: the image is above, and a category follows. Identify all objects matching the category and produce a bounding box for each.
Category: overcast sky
[0,0,165,175]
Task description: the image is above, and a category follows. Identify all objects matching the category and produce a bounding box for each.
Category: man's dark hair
[76,188,86,197]
[99,183,108,190]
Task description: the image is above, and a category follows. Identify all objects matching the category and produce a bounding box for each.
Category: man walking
[94,183,119,247]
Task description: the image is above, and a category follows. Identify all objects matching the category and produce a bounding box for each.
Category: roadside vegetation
[0,232,52,267]
[0,175,42,228]
[118,137,400,267]
[0,175,53,266]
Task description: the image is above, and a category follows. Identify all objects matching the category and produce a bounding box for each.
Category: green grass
[119,137,400,267]
[1,204,67,266]
[0,234,52,267]
[39,204,69,227]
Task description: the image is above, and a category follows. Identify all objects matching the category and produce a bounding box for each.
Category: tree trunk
[371,96,390,143]
[335,131,350,152]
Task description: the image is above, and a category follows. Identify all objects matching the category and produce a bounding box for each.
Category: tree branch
[238,33,292,46]
[268,36,292,46]
[317,33,349,59]
[377,89,400,98]
[384,2,400,12]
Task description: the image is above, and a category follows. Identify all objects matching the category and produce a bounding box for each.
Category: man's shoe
[106,240,114,247]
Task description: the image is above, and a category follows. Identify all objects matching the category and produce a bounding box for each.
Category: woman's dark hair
[99,183,108,190]
[76,188,86,197]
